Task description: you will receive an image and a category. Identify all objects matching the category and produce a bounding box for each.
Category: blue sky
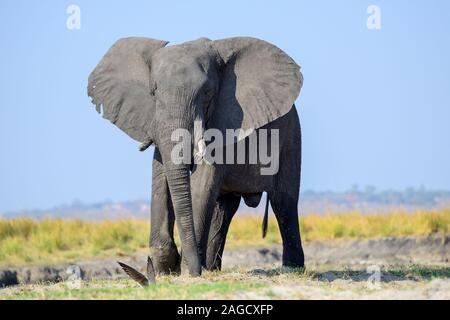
[1,1,449,212]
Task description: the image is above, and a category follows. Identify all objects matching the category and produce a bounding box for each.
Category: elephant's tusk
[194,139,212,165]
[139,139,153,152]
[197,139,206,155]
[195,139,206,159]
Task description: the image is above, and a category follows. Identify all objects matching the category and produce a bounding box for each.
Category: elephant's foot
[282,247,305,269]
[205,253,222,271]
[150,245,181,275]
[181,252,202,277]
[177,248,202,277]
[204,238,224,271]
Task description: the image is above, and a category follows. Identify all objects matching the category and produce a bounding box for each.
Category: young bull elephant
[88,37,305,277]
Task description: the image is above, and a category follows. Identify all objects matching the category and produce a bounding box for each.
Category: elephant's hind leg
[269,118,304,268]
[269,192,304,268]
[205,194,241,271]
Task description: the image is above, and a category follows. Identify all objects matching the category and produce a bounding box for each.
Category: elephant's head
[87,37,303,276]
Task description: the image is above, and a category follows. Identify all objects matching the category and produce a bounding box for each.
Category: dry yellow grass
[0,209,448,267]
[0,219,149,266]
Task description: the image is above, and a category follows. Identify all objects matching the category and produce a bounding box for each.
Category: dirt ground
[1,235,449,299]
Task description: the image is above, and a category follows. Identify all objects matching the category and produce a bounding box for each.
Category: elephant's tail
[262,194,269,238]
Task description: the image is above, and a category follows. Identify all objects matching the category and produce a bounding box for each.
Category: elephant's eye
[204,89,214,99]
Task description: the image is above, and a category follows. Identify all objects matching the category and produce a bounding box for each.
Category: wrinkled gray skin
[88,37,304,276]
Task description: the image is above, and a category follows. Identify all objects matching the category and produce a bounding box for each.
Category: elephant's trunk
[158,117,201,277]
[165,165,201,276]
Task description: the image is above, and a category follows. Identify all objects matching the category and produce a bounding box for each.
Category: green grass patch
[388,265,450,280]
[1,279,267,300]
[1,264,448,300]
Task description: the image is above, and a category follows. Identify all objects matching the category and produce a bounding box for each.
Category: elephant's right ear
[87,37,168,143]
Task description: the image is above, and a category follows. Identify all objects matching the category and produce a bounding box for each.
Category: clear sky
[1,0,449,212]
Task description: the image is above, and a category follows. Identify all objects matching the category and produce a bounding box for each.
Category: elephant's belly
[221,164,273,194]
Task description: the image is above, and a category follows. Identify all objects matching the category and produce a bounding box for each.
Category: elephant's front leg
[205,194,241,270]
[150,149,181,275]
[190,163,223,267]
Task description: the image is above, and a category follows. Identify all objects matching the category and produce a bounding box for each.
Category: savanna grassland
[0,210,449,267]
[0,210,449,299]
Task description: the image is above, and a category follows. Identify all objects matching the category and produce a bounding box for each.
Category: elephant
[88,36,305,277]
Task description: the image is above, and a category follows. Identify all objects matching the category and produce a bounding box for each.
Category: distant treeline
[3,188,450,219]
[302,187,450,206]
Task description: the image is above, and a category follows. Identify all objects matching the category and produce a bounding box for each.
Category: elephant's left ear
[210,37,303,141]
